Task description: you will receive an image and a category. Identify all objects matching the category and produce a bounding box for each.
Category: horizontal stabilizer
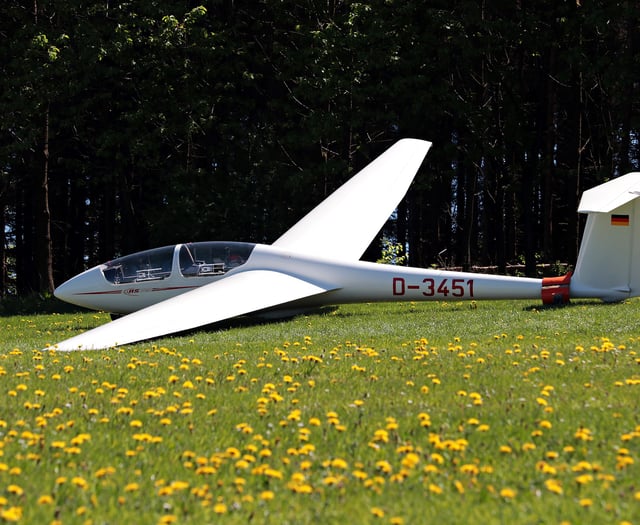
[53,270,336,350]
[578,172,640,213]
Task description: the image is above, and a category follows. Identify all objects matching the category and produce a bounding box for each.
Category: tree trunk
[36,103,55,293]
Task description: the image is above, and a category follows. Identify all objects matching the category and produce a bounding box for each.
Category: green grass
[1,299,640,524]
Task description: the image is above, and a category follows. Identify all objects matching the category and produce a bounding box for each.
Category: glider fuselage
[55,241,543,316]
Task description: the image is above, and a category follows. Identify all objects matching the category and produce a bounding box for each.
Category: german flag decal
[611,214,630,226]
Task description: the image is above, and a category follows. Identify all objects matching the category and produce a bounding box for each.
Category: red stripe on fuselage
[151,286,200,292]
[73,285,199,296]
[73,290,123,295]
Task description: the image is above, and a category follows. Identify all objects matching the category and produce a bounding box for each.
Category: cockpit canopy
[102,242,255,284]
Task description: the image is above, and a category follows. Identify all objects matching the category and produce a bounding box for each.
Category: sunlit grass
[1,299,639,524]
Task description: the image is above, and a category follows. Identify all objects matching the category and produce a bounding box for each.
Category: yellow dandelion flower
[7,485,24,496]
[71,476,88,490]
[157,486,173,496]
[376,460,392,474]
[428,483,443,495]
[371,507,385,518]
[322,475,341,486]
[213,503,227,514]
[170,480,189,491]
[500,488,517,499]
[0,507,22,522]
[38,495,54,505]
[352,470,368,481]
[575,474,593,485]
[260,490,275,501]
[401,453,420,469]
[544,479,563,495]
[95,466,116,478]
[331,458,348,470]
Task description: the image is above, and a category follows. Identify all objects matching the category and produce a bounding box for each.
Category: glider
[53,138,640,350]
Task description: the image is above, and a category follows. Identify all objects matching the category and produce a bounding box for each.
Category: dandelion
[459,464,479,476]
[95,466,116,479]
[544,479,563,495]
[7,485,24,496]
[0,507,22,522]
[575,427,593,441]
[376,460,393,474]
[331,458,348,470]
[500,488,517,499]
[260,490,275,501]
[322,475,342,486]
[428,483,443,495]
[71,476,88,490]
[401,453,420,469]
[352,470,368,481]
[170,480,190,491]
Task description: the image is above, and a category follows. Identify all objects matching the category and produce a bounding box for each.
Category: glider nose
[54,266,107,310]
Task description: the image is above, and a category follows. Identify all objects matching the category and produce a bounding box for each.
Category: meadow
[1,298,639,524]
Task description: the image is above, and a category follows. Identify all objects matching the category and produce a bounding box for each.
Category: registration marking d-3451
[392,277,475,298]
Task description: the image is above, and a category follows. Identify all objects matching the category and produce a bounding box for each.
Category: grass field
[1,298,639,524]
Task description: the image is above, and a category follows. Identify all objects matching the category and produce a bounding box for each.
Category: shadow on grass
[200,306,340,332]
[522,299,623,311]
[44,305,341,340]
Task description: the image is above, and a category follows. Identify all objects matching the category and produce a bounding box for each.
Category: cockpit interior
[102,242,255,284]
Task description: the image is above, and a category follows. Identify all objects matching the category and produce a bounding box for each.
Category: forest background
[1,0,639,297]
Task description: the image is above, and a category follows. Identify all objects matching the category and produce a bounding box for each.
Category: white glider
[52,139,640,350]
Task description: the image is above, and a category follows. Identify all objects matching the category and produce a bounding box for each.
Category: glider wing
[273,138,431,260]
[53,270,336,350]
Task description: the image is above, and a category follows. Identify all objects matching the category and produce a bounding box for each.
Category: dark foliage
[2,1,639,295]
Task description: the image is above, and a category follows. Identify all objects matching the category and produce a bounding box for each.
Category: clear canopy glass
[102,242,255,284]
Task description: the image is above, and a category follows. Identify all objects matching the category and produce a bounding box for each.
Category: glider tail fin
[569,172,640,302]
